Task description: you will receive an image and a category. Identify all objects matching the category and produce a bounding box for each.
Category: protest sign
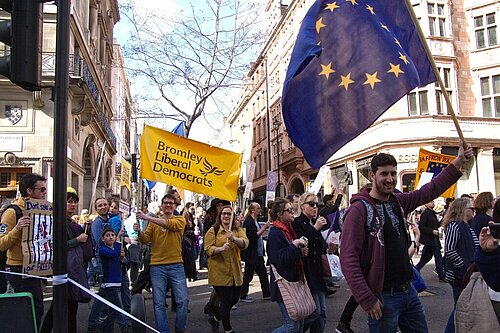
[22,199,53,276]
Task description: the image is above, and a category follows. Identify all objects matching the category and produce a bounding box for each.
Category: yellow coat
[204,226,248,286]
[0,197,26,266]
[138,215,185,266]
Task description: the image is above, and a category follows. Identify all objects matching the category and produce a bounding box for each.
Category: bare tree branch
[119,0,265,136]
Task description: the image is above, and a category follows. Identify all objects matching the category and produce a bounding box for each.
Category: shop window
[402,173,416,192]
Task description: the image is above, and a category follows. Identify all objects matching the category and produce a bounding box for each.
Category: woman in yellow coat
[205,205,249,333]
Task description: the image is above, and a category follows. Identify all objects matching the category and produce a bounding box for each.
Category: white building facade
[227,0,500,205]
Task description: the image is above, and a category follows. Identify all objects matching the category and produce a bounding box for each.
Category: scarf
[272,219,304,275]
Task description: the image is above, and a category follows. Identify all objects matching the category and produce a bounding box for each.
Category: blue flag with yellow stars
[282,0,437,169]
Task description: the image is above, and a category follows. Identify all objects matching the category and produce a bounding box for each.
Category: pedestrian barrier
[0,270,159,333]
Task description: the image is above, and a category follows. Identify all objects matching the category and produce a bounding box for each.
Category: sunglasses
[221,212,232,216]
[305,201,318,208]
[162,201,175,205]
[284,208,294,214]
[33,187,47,192]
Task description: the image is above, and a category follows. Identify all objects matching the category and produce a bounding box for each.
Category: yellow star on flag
[316,17,326,34]
[399,52,410,64]
[394,38,402,48]
[388,63,404,77]
[319,62,335,79]
[347,0,358,5]
[381,23,390,32]
[325,2,340,12]
[363,72,381,89]
[339,73,355,91]
[366,4,375,15]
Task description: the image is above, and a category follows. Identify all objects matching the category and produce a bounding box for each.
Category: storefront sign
[0,136,22,152]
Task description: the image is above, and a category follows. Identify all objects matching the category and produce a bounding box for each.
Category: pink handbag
[271,264,316,321]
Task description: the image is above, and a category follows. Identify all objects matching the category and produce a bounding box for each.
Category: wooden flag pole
[404,0,466,146]
[227,202,236,243]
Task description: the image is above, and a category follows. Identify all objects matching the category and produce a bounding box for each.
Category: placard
[22,199,54,276]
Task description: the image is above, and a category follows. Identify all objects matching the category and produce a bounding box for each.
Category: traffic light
[0,0,42,91]
[124,153,138,183]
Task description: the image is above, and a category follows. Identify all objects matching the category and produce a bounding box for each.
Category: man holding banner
[134,193,189,333]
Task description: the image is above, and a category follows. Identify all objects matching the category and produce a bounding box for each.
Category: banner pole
[403,0,466,146]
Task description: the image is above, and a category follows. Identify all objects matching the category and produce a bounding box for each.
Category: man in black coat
[415,200,446,281]
[240,202,271,302]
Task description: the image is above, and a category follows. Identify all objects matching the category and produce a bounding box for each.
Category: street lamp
[273,117,281,197]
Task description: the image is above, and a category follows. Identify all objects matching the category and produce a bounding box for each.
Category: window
[435,67,453,115]
[480,75,500,117]
[475,13,498,49]
[427,1,447,37]
[408,89,429,115]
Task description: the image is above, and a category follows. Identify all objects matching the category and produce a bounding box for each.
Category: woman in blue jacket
[267,198,308,333]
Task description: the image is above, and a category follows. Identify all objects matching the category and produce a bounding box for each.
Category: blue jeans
[272,301,304,333]
[415,238,445,279]
[118,267,131,329]
[368,284,428,333]
[303,290,326,333]
[151,264,189,333]
[88,286,123,332]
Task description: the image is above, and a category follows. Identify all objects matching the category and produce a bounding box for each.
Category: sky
[114,0,267,146]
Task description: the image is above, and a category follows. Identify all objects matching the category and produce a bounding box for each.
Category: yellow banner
[121,159,131,190]
[140,125,242,201]
[415,148,457,198]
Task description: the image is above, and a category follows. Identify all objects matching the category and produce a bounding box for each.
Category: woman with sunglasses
[442,197,480,333]
[204,205,248,333]
[267,198,308,333]
[292,192,328,333]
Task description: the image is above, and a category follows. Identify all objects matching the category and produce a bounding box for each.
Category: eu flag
[282,0,437,168]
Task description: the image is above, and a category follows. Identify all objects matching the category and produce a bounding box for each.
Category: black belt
[383,281,411,293]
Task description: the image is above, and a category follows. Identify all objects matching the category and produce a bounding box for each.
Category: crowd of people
[0,140,499,333]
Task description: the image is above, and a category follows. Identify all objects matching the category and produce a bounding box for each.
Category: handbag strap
[270,264,283,281]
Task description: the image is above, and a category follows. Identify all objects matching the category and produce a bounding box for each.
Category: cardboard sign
[22,199,53,276]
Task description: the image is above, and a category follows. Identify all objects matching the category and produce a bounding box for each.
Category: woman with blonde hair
[205,205,248,333]
[292,192,328,333]
[443,197,480,333]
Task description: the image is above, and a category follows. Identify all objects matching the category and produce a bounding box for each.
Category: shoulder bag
[271,264,316,321]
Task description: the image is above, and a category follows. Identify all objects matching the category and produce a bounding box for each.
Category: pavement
[41,253,454,332]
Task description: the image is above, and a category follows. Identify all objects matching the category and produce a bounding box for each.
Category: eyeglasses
[162,201,175,205]
[284,208,294,214]
[305,201,318,208]
[221,212,232,216]
[33,187,47,192]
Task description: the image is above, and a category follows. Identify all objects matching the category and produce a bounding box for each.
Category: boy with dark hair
[88,227,126,332]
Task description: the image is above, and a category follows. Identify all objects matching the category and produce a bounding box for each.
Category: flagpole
[403,0,466,146]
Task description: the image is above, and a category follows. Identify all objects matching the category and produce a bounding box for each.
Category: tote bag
[271,264,316,321]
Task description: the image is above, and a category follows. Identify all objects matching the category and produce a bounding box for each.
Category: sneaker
[239,296,254,303]
[336,321,354,333]
[263,296,271,300]
[439,278,448,283]
[231,305,237,310]
[208,316,219,333]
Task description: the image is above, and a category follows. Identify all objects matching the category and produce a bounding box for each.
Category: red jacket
[340,164,462,311]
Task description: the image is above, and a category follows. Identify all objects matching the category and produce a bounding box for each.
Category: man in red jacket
[340,142,473,332]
